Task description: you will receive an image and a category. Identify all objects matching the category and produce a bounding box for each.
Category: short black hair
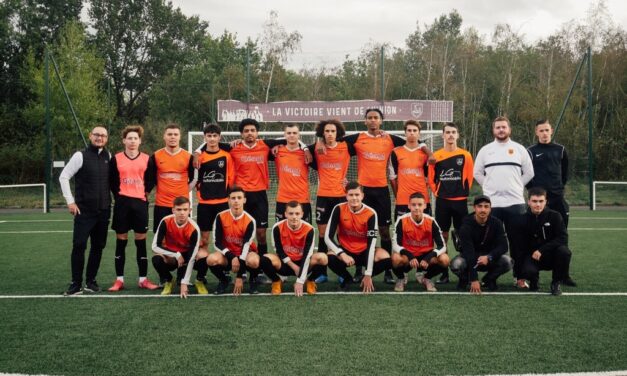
[285,200,302,210]
[528,187,547,198]
[364,108,384,119]
[239,118,259,133]
[409,192,426,201]
[535,119,550,127]
[228,185,246,197]
[443,122,458,132]
[203,123,221,135]
[173,196,190,206]
[345,181,362,193]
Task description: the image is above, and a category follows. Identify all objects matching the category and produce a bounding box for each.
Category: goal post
[188,130,443,216]
[0,183,47,213]
[592,181,627,210]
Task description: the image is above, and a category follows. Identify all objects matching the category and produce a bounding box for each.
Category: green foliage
[20,21,113,165]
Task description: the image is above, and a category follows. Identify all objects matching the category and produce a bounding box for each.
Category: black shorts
[344,249,370,268]
[112,196,149,234]
[435,197,468,231]
[196,202,229,232]
[394,203,432,220]
[315,196,346,225]
[275,202,312,224]
[153,205,173,233]
[362,186,391,227]
[244,190,269,228]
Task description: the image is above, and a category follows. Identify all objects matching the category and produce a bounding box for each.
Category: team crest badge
[456,157,463,166]
[508,148,514,155]
[218,161,225,168]
[411,103,424,118]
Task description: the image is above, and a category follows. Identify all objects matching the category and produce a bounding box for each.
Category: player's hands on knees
[361,275,374,294]
[294,282,304,297]
[409,258,419,269]
[233,277,243,295]
[339,253,354,267]
[419,259,429,270]
[180,283,189,299]
[470,281,482,295]
[231,258,240,273]
[68,203,81,216]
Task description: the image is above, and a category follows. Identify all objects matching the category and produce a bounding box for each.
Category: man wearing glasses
[59,126,112,295]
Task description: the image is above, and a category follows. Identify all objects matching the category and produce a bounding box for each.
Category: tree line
[0,0,624,185]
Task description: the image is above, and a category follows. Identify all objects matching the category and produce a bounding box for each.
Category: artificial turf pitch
[0,209,626,375]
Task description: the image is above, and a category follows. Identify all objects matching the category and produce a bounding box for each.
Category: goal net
[188,130,443,217]
[592,181,627,210]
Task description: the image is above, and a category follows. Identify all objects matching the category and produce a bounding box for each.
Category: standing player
[260,201,328,296]
[450,195,512,294]
[145,123,194,233]
[309,119,354,283]
[151,196,208,297]
[195,123,234,256]
[340,109,434,284]
[389,120,431,218]
[428,122,474,284]
[205,186,260,295]
[473,116,534,288]
[273,124,312,224]
[391,193,448,292]
[325,181,392,293]
[108,125,158,292]
[527,119,575,286]
[59,126,111,295]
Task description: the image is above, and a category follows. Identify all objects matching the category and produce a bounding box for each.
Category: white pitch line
[568,228,626,231]
[477,372,627,376]
[1,291,626,299]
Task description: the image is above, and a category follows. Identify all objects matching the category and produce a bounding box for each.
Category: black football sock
[135,239,147,277]
[209,264,229,283]
[114,239,128,277]
[260,256,281,282]
[151,256,172,282]
[194,257,208,281]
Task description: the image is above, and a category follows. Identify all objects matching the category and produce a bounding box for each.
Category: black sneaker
[214,279,229,295]
[64,282,82,296]
[84,280,101,293]
[339,277,353,292]
[456,279,468,291]
[436,272,450,285]
[353,268,364,283]
[248,280,259,295]
[383,270,396,284]
[529,279,539,292]
[550,281,562,296]
[483,278,498,291]
[563,277,577,287]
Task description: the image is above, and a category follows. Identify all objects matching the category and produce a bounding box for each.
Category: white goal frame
[0,183,47,213]
[592,181,627,211]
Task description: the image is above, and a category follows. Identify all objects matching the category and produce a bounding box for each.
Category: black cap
[473,195,491,205]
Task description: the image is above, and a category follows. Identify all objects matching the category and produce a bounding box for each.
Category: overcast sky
[169,0,625,69]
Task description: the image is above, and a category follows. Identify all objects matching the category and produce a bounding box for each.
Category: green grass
[0,209,626,375]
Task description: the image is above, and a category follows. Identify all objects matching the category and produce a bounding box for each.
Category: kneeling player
[151,196,209,298]
[205,186,260,295]
[260,201,328,296]
[325,181,392,293]
[391,193,448,292]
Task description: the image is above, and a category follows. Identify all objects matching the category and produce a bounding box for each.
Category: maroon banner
[217,99,453,123]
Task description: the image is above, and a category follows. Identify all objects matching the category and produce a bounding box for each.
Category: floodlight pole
[587,46,594,210]
[44,48,51,213]
[553,52,587,139]
[49,52,87,147]
[380,46,385,104]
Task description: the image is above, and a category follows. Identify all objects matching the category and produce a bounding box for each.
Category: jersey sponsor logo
[340,228,366,238]
[224,235,244,246]
[405,238,430,247]
[159,172,183,181]
[439,168,461,181]
[239,155,265,164]
[121,177,143,186]
[280,164,302,177]
[400,167,423,176]
[320,162,343,170]
[284,245,304,256]
[361,151,387,161]
[202,170,225,183]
